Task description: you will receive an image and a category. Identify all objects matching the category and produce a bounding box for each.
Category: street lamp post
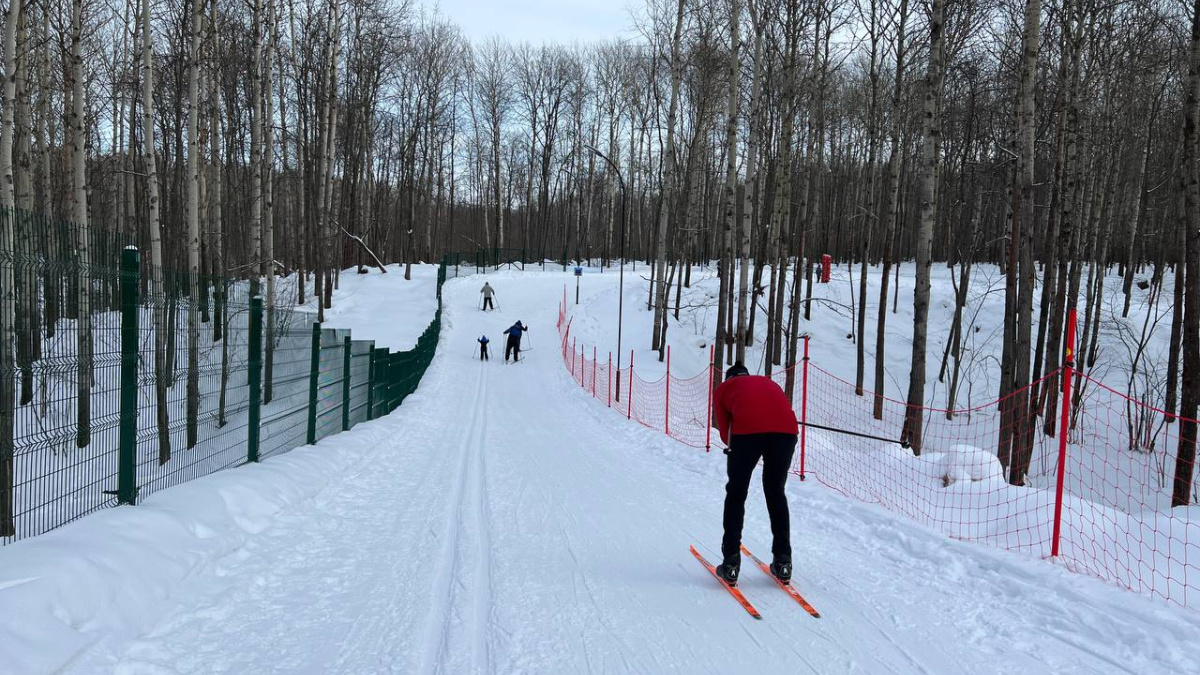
[586,145,627,401]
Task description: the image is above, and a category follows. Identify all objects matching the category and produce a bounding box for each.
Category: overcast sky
[434,0,637,45]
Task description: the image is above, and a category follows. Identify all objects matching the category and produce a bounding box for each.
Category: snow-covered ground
[292,263,440,350]
[3,268,1199,674]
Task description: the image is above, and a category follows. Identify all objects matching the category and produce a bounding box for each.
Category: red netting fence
[556,294,1200,609]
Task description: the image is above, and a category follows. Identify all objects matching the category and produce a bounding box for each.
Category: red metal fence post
[1051,309,1077,558]
[572,337,577,376]
[627,350,635,420]
[799,335,810,480]
[607,352,612,407]
[592,346,597,398]
[705,345,714,453]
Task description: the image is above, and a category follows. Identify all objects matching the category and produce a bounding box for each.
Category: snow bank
[932,444,1005,486]
[0,414,404,674]
[293,263,439,350]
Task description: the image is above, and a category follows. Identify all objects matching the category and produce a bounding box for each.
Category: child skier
[477,335,490,360]
[711,362,799,586]
[503,321,528,362]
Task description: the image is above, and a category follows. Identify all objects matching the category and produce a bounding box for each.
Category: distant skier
[711,362,799,586]
[481,282,496,311]
[503,321,528,363]
[477,335,490,361]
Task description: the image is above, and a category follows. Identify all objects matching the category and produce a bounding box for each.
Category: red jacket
[712,375,799,445]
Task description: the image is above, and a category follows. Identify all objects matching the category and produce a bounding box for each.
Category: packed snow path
[63,272,1200,674]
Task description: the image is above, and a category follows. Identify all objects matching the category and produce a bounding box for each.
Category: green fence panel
[0,216,448,545]
[259,308,316,460]
[347,340,372,429]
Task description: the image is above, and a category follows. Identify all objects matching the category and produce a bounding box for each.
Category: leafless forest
[1,0,1199,516]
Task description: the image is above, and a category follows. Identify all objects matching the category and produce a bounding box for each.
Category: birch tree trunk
[0,0,22,536]
[264,0,278,401]
[900,0,947,454]
[208,0,223,350]
[250,0,263,298]
[1172,0,1200,507]
[185,0,202,449]
[13,9,33,407]
[735,12,765,366]
[1003,0,1043,484]
[70,0,93,449]
[714,0,741,381]
[856,0,882,396]
[143,0,170,466]
[873,0,908,419]
[651,0,686,358]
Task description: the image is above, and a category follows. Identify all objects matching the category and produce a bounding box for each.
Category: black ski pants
[483,297,494,310]
[505,335,521,361]
[479,344,489,360]
[722,432,797,560]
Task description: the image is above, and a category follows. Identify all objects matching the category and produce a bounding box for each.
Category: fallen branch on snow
[339,227,389,274]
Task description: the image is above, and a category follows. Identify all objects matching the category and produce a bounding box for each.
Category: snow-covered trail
[64,273,1200,674]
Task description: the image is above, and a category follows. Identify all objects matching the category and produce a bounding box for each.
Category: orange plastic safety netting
[556,296,1199,608]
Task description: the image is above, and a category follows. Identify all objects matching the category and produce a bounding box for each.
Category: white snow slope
[3,271,1200,674]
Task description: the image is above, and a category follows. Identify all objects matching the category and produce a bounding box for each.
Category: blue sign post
[574,267,583,304]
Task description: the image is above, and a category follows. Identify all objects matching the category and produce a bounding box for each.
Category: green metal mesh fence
[135,268,255,499]
[1,211,132,541]
[0,208,447,544]
[259,308,317,461]
[442,248,526,279]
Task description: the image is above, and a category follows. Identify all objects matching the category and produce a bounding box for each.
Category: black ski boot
[770,556,792,584]
[715,552,741,586]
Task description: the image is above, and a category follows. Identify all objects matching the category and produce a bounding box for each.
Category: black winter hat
[725,363,750,379]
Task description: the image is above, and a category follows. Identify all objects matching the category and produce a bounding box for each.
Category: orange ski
[690,546,762,620]
[740,545,820,618]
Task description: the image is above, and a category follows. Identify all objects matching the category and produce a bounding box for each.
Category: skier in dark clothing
[711,362,799,586]
[477,335,490,360]
[503,321,528,362]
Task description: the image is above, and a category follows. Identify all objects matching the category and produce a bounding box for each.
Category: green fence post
[247,297,264,462]
[342,335,352,431]
[117,246,140,505]
[383,352,391,416]
[388,352,396,413]
[376,348,390,417]
[306,322,321,445]
[394,352,402,409]
[366,345,376,421]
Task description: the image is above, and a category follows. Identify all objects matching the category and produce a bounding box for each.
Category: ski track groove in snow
[469,362,496,675]
[416,358,493,675]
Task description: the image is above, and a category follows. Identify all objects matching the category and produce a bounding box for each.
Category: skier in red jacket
[711,362,799,586]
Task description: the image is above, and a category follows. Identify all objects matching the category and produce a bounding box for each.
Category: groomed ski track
[64,272,1200,674]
